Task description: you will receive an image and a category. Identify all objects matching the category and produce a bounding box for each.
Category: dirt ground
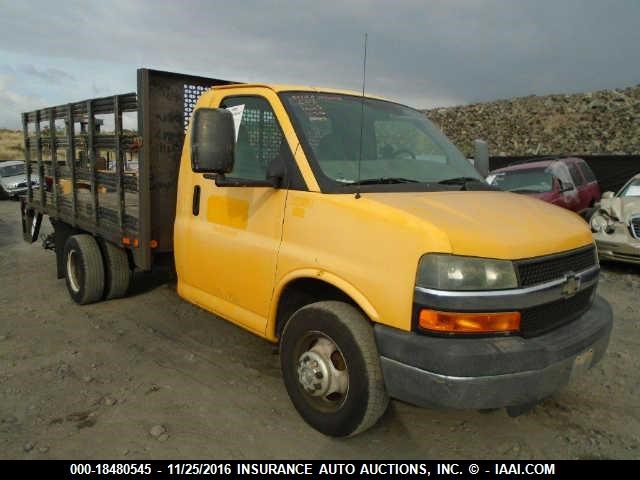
[0,199,638,460]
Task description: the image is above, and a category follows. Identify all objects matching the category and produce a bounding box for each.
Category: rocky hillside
[425,85,640,157]
[4,85,639,161]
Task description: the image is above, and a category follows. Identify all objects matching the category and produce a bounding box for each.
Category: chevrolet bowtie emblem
[561,273,581,298]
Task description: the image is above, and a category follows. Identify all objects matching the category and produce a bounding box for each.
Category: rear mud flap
[20,197,42,243]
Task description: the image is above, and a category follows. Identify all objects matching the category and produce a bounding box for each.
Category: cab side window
[219,96,288,181]
[578,161,597,183]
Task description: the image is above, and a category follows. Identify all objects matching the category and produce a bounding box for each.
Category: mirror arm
[473,139,489,178]
[204,173,279,188]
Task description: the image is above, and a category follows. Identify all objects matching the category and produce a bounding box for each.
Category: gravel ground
[0,199,638,459]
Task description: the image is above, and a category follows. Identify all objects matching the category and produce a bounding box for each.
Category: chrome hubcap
[296,337,348,404]
[297,351,330,396]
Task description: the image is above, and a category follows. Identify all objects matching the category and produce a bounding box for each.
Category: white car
[0,160,39,199]
[590,173,640,265]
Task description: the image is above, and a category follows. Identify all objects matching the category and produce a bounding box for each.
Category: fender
[267,268,380,341]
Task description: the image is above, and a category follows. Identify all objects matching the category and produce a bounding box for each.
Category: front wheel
[280,301,389,437]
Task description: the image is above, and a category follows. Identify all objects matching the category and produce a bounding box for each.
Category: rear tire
[280,301,389,437]
[100,240,131,300]
[63,234,105,305]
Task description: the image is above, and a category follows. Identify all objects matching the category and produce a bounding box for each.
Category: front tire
[63,234,105,305]
[280,301,389,437]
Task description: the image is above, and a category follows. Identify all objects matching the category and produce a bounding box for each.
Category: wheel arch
[268,270,379,342]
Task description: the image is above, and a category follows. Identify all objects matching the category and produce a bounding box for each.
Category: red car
[487,157,601,216]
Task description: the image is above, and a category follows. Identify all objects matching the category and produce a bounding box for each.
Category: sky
[0,0,639,128]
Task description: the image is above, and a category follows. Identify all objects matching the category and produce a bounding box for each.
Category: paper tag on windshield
[226,105,245,142]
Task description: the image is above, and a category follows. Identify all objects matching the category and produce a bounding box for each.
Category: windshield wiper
[347,177,420,185]
[436,176,485,190]
[509,188,542,193]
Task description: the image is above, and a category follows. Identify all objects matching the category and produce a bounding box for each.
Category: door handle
[192,185,201,216]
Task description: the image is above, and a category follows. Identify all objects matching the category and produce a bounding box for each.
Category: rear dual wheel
[63,234,131,304]
[64,234,105,305]
[100,239,131,300]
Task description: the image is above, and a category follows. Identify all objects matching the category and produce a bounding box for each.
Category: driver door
[179,93,292,335]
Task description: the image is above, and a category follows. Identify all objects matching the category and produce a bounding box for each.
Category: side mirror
[191,108,235,174]
[473,139,489,178]
[557,179,574,192]
[601,191,615,200]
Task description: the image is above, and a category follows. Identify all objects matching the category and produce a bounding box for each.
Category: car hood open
[600,196,640,223]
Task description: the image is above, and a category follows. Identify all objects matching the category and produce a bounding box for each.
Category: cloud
[0,0,638,128]
[19,65,76,83]
[0,75,46,128]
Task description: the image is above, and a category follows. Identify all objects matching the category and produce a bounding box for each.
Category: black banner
[0,460,636,479]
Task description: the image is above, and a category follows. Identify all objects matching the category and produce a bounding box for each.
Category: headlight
[417,254,518,291]
[590,213,613,233]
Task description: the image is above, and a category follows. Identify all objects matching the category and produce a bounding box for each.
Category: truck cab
[21,70,612,437]
[175,84,612,436]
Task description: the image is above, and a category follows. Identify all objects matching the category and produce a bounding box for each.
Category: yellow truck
[21,69,612,436]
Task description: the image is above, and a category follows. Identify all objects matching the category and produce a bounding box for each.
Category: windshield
[487,168,553,193]
[0,163,25,177]
[620,179,640,197]
[280,92,482,188]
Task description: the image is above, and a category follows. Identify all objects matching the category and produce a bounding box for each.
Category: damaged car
[590,173,640,265]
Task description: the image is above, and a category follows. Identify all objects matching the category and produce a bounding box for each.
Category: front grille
[515,245,596,287]
[520,286,595,337]
[631,216,640,240]
[15,182,27,188]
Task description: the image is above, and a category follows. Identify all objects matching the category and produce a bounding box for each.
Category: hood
[0,173,28,188]
[365,190,593,260]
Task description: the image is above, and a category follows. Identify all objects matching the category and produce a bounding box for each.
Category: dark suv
[487,157,601,216]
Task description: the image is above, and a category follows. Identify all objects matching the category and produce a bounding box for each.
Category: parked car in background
[0,160,39,200]
[487,157,601,217]
[591,173,640,265]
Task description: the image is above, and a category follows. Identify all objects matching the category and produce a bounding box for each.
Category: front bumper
[594,234,640,265]
[1,184,29,197]
[375,295,612,409]
[6,188,28,197]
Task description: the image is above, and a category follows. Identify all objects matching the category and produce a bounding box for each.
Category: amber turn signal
[419,309,520,334]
